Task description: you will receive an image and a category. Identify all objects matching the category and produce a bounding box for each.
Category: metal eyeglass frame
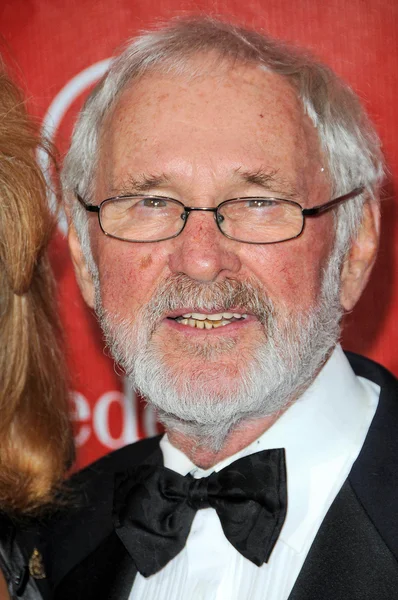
[76,185,365,245]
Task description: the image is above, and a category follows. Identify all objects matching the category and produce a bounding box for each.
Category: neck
[167,412,283,469]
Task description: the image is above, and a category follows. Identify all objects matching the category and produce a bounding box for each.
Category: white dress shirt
[130,345,379,600]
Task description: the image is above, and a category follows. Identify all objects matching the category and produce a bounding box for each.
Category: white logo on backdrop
[39,59,111,234]
[40,61,158,449]
[71,389,140,450]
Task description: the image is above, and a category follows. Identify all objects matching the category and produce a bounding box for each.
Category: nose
[168,210,241,283]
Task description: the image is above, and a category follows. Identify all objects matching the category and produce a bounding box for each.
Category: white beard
[95,253,343,450]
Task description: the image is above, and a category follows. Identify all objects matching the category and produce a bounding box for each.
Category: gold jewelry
[28,548,46,580]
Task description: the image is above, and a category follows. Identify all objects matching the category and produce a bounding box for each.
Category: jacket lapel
[288,480,398,600]
[54,443,163,600]
[347,352,398,559]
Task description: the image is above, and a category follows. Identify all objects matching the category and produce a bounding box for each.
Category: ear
[340,200,380,312]
[68,224,96,309]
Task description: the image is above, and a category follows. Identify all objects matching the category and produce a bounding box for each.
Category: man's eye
[142,198,168,208]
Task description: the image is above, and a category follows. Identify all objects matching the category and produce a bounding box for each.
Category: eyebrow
[110,168,299,199]
[234,168,300,199]
[111,173,171,196]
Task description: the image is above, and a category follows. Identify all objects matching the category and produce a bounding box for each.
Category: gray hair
[62,16,384,271]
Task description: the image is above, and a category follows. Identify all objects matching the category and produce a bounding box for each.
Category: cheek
[91,237,168,315]
[242,221,335,310]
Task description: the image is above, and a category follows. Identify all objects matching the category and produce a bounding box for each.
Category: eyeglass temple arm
[76,192,100,213]
[302,186,365,216]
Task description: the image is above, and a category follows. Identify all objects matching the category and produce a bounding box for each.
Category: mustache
[140,273,275,331]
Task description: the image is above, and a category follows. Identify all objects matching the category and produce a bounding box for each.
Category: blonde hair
[0,66,73,514]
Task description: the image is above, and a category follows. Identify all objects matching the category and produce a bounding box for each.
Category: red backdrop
[1,0,397,469]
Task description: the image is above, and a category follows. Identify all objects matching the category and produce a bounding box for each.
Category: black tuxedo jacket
[50,353,398,600]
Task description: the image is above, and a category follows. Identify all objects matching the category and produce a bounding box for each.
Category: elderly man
[52,17,398,600]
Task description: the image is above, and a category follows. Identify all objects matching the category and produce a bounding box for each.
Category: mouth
[167,310,249,330]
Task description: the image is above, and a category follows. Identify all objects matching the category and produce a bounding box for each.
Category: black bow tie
[113,448,287,577]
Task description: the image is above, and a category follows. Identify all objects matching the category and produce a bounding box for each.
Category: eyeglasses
[76,186,364,245]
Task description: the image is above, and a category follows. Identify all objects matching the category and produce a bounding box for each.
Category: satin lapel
[347,351,398,560]
[288,480,398,600]
[110,444,164,599]
[107,445,164,599]
[55,444,163,600]
[106,533,138,600]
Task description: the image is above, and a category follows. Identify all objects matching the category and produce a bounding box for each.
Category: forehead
[98,61,325,196]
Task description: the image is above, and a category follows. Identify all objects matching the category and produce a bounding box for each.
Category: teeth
[180,312,246,320]
[178,319,241,329]
[175,312,248,329]
[207,313,224,321]
[191,313,207,320]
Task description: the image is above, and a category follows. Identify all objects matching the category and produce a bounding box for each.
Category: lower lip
[163,315,256,336]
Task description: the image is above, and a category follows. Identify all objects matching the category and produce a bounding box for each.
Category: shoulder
[57,433,162,520]
[345,352,398,558]
[345,351,398,391]
[70,434,162,488]
[346,351,398,436]
[57,435,162,517]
